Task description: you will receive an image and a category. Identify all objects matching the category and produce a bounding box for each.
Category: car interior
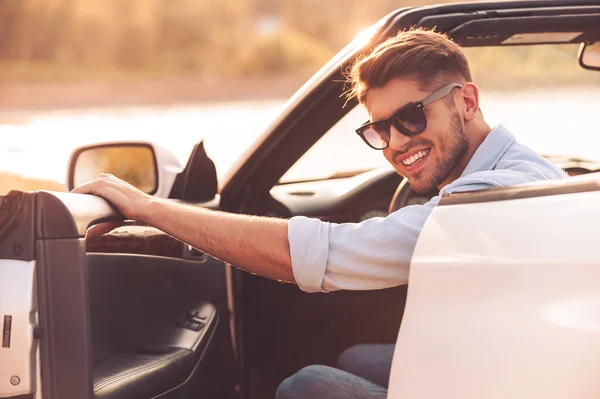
[1,1,600,399]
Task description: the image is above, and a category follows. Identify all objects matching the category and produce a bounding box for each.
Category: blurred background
[1,0,600,194]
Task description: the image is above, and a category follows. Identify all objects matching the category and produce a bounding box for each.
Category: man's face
[364,78,469,193]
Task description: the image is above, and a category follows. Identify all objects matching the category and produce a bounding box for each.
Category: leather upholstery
[93,349,195,399]
[86,223,184,258]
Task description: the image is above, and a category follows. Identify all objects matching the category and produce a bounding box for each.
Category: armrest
[142,303,217,353]
[37,191,122,239]
[93,350,195,399]
[93,303,218,399]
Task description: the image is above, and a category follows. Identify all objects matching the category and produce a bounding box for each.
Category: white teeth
[402,149,429,166]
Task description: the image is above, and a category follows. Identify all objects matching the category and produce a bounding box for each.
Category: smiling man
[73,29,568,398]
[352,30,487,195]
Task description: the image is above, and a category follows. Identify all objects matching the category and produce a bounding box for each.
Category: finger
[71,174,113,194]
[71,179,100,194]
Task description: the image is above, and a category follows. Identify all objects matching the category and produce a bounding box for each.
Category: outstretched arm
[72,174,294,282]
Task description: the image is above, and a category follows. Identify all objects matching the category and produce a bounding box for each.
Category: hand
[71,173,153,221]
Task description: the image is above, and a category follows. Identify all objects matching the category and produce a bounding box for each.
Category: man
[73,29,568,398]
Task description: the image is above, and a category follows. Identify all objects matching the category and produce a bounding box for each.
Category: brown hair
[346,28,472,104]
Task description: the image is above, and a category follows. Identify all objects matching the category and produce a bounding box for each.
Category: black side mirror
[168,141,218,202]
[578,42,600,71]
[67,143,159,194]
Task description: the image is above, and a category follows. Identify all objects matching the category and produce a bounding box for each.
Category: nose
[387,125,411,150]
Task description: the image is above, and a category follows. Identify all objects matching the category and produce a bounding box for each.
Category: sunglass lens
[391,105,426,136]
[362,124,389,149]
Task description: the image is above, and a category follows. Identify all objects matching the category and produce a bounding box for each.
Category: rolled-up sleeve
[287,196,441,293]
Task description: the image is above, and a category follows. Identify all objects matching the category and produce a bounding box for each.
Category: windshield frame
[218,0,600,205]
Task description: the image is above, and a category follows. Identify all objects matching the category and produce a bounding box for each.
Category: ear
[460,83,480,121]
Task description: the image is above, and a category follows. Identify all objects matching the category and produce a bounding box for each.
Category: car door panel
[390,177,600,398]
[0,191,236,399]
[88,253,227,363]
[88,253,234,399]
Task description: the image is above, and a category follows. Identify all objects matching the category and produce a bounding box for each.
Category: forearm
[139,198,295,283]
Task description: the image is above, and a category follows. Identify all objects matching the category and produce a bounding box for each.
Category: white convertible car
[2,1,600,399]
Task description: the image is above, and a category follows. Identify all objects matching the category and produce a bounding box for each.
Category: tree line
[0,0,422,81]
[0,0,596,89]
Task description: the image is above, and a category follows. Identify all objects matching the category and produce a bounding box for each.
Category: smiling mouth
[401,148,430,167]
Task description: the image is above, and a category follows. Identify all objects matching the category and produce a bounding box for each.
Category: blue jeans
[275,344,394,399]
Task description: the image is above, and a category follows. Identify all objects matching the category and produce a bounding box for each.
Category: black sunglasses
[355,82,463,150]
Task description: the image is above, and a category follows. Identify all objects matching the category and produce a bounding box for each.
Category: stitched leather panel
[93,349,195,399]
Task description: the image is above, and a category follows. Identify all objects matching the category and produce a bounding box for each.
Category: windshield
[279,43,600,183]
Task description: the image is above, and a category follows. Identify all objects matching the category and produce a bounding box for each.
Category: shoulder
[444,167,568,196]
[441,170,529,195]
[444,137,569,195]
[497,140,568,181]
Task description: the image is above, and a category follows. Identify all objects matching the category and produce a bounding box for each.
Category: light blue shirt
[287,125,568,293]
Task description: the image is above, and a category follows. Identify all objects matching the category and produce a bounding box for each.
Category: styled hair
[346,28,472,103]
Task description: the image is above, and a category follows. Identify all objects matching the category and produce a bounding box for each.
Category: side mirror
[578,42,600,71]
[68,143,158,194]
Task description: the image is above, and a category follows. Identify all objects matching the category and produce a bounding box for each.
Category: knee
[275,365,330,399]
[336,344,366,371]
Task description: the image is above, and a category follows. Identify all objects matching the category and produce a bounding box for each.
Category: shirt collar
[460,124,516,177]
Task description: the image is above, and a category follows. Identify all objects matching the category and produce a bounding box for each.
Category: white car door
[389,173,600,399]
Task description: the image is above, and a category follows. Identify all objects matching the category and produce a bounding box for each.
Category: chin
[409,181,432,194]
[407,173,438,194]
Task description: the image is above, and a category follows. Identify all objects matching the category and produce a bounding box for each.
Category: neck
[437,119,492,190]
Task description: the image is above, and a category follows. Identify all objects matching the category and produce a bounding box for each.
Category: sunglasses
[355,82,463,150]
